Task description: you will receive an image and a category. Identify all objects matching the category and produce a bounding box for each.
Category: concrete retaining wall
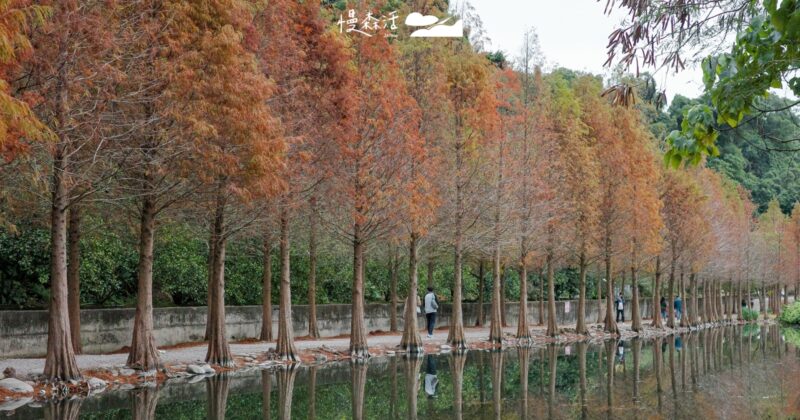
[0,298,654,357]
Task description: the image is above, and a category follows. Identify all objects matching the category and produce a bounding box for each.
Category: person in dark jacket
[660,296,668,320]
[615,293,625,322]
[674,295,683,320]
[424,287,439,338]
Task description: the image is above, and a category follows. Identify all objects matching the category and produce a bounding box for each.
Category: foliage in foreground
[741,307,760,322]
[778,302,800,325]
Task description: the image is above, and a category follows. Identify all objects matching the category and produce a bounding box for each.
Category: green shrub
[779,302,800,325]
[741,307,760,321]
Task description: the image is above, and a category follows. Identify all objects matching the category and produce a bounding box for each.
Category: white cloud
[410,19,464,38]
[405,12,440,27]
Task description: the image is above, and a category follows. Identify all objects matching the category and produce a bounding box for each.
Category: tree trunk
[666,256,676,328]
[127,194,161,370]
[488,238,503,344]
[349,222,369,358]
[67,205,82,355]
[427,259,434,289]
[205,188,232,366]
[43,69,81,382]
[631,264,641,332]
[475,260,485,327]
[539,267,545,326]
[546,251,558,337]
[603,250,618,334]
[400,233,422,353]
[680,267,690,328]
[517,247,531,341]
[596,268,604,324]
[307,197,319,338]
[276,205,298,361]
[260,232,273,341]
[576,252,588,335]
[447,210,466,348]
[500,266,508,327]
[389,246,399,333]
[689,273,698,326]
[204,235,215,341]
[652,256,663,328]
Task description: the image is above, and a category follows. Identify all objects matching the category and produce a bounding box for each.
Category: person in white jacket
[424,287,439,338]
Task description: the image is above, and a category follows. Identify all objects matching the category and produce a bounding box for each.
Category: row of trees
[0,1,795,382]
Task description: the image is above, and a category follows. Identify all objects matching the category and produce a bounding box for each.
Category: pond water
[5,324,800,419]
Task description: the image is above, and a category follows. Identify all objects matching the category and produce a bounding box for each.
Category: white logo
[405,12,464,38]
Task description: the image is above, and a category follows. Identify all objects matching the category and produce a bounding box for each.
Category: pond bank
[0,318,775,410]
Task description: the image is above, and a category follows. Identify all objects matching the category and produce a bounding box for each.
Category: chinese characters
[338,9,398,37]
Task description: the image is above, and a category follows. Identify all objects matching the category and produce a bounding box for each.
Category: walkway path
[3,323,598,378]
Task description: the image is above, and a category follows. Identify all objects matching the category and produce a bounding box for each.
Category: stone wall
[0,298,655,357]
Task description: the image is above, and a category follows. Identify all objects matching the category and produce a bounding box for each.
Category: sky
[464,0,705,101]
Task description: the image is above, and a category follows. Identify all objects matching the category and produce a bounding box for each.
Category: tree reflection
[451,351,468,420]
[131,386,159,420]
[351,361,368,420]
[490,350,503,420]
[577,341,588,420]
[277,365,297,420]
[547,344,557,419]
[261,370,272,420]
[308,366,317,420]
[632,338,641,407]
[44,397,82,420]
[604,339,615,419]
[653,336,664,413]
[206,373,230,420]
[403,355,422,420]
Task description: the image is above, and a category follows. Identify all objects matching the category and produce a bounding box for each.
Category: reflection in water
[517,347,529,420]
[261,370,271,420]
[350,361,367,420]
[277,365,297,420]
[450,351,467,420]
[205,373,229,420]
[403,355,422,420]
[11,325,800,420]
[131,386,159,420]
[490,350,503,420]
[44,397,82,420]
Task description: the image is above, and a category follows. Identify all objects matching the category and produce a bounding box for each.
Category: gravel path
[1,325,536,379]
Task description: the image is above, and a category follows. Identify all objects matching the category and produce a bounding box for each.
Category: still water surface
[7,324,800,419]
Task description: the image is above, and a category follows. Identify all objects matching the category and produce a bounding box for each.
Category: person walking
[674,295,683,321]
[424,287,439,338]
[660,296,668,320]
[615,292,625,323]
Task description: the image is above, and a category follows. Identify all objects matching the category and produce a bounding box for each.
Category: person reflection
[616,341,625,365]
[424,355,438,398]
